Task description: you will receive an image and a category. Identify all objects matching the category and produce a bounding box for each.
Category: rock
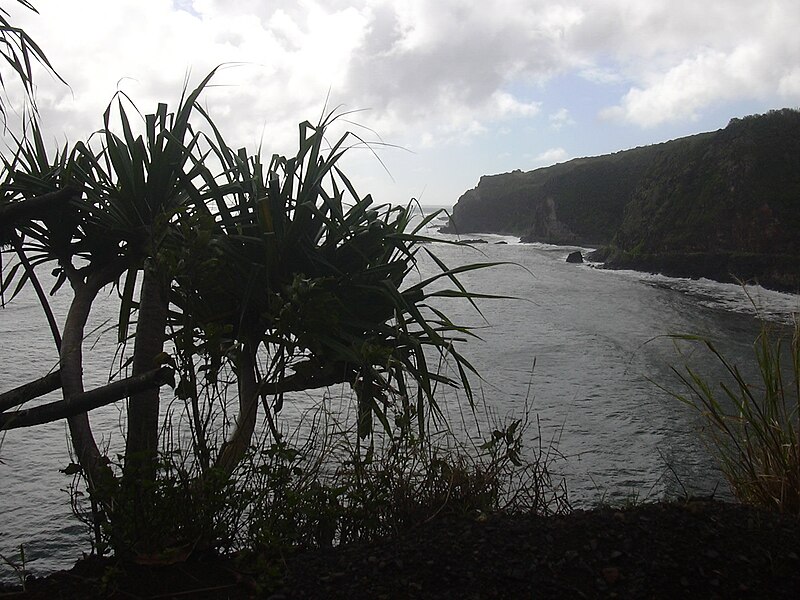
[566,251,584,263]
[518,197,580,245]
[602,566,620,584]
[587,247,611,262]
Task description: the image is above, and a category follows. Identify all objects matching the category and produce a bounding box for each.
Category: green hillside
[442,108,800,291]
[441,143,666,245]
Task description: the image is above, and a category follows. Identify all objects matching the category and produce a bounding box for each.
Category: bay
[1,216,798,580]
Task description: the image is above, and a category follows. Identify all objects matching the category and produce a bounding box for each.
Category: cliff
[441,143,666,245]
[441,109,800,291]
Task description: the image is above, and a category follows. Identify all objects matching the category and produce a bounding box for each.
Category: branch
[0,370,61,413]
[0,367,174,430]
[0,187,78,228]
[258,364,355,396]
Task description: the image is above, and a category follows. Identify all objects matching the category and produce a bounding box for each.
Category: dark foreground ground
[2,500,799,599]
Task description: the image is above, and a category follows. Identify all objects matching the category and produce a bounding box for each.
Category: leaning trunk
[216,338,260,476]
[60,270,116,498]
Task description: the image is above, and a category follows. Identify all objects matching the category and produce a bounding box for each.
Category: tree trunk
[123,263,169,485]
[216,339,260,476]
[60,270,114,493]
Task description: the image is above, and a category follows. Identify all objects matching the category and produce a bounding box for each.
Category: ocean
[2,209,799,580]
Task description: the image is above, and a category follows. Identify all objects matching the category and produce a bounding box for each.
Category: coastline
[593,250,800,295]
[439,224,800,295]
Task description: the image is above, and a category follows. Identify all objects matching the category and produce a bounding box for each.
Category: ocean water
[2,217,799,580]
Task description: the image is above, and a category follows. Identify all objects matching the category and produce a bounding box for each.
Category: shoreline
[595,251,800,295]
[438,226,800,295]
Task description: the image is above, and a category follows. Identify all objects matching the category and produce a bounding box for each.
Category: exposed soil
[2,500,799,599]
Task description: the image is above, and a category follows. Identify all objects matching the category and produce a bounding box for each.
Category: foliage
[671,318,800,515]
[0,0,64,123]
[71,395,569,567]
[0,7,526,561]
[0,545,26,591]
[608,108,800,262]
[443,134,667,243]
[0,70,508,559]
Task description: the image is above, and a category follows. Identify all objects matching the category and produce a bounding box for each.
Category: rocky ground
[2,499,799,599]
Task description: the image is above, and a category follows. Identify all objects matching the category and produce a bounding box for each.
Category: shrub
[67,393,570,562]
[237,396,567,554]
[671,319,800,514]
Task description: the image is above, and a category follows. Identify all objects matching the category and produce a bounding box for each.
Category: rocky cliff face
[613,110,800,256]
[442,108,800,291]
[441,144,665,245]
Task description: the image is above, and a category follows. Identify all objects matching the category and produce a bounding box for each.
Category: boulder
[587,247,611,262]
[566,251,584,263]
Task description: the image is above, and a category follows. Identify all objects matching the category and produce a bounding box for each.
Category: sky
[3,0,800,207]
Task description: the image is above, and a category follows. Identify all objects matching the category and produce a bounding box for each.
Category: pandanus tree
[75,74,219,493]
[0,120,129,493]
[1,72,494,556]
[1,75,233,551]
[181,114,491,473]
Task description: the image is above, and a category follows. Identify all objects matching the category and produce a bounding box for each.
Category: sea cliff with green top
[442,108,800,291]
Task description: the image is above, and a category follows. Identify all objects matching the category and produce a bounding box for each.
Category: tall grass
[671,318,800,514]
[233,398,570,554]
[67,391,570,561]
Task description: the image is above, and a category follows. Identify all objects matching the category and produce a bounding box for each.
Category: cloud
[600,41,797,126]
[341,0,577,143]
[4,0,372,151]
[549,108,575,130]
[2,0,799,205]
[491,92,541,119]
[591,1,800,125]
[579,67,624,85]
[778,69,800,99]
[5,0,580,151]
[9,0,798,143]
[533,147,569,166]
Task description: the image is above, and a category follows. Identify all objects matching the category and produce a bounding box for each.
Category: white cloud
[533,147,569,166]
[2,0,799,203]
[778,69,800,100]
[4,0,372,151]
[601,42,787,126]
[579,67,624,85]
[9,0,798,142]
[591,1,800,126]
[549,108,575,130]
[490,92,541,119]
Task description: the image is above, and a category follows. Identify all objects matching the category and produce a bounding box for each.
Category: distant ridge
[441,108,800,292]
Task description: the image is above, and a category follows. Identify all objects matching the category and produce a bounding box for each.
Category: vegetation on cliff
[441,146,663,245]
[443,108,800,290]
